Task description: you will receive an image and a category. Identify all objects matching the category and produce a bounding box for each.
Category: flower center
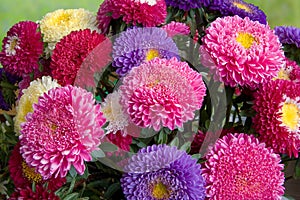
[54,12,72,25]
[22,161,42,183]
[146,49,160,61]
[233,1,252,12]
[275,68,290,80]
[281,102,300,131]
[5,36,20,55]
[152,182,170,199]
[236,33,256,49]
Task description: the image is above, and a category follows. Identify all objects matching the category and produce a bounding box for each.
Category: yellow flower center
[274,68,290,80]
[233,2,252,12]
[236,33,256,49]
[152,182,170,199]
[52,12,72,25]
[146,49,160,61]
[22,162,42,183]
[281,103,300,131]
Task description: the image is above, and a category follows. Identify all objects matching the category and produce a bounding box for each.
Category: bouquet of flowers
[0,0,299,199]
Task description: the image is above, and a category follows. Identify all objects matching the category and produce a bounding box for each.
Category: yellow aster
[39,8,98,53]
[14,76,60,135]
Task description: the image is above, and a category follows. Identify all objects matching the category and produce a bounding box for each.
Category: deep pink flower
[0,21,43,76]
[203,133,285,199]
[253,79,300,157]
[201,16,285,88]
[50,29,111,86]
[119,57,206,131]
[97,0,167,33]
[19,85,106,179]
[162,21,190,37]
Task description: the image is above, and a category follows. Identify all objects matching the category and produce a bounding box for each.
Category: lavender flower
[165,0,204,11]
[112,27,179,76]
[121,144,206,200]
[275,26,300,48]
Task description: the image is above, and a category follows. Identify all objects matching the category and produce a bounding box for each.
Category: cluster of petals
[201,15,285,88]
[19,85,106,179]
[119,57,206,131]
[203,133,285,199]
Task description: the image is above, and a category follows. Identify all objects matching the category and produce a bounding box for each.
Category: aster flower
[161,21,191,37]
[119,57,206,131]
[101,91,140,137]
[19,85,106,179]
[96,0,167,34]
[204,0,267,24]
[112,27,179,76]
[165,0,203,11]
[39,8,98,53]
[275,57,300,82]
[107,130,132,152]
[50,29,111,86]
[14,76,60,135]
[253,79,300,157]
[275,26,300,48]
[8,142,66,191]
[121,144,206,200]
[201,15,285,88]
[9,185,59,200]
[203,133,285,199]
[0,21,43,76]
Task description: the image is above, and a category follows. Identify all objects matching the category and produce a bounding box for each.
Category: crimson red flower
[50,29,111,86]
[9,185,59,200]
[0,21,43,76]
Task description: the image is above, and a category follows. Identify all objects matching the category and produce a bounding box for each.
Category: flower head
[161,21,191,37]
[204,0,267,24]
[50,29,111,86]
[0,21,43,76]
[165,0,204,11]
[112,27,179,76]
[40,8,98,53]
[275,57,300,82]
[8,142,66,191]
[121,144,206,200]
[119,57,206,131]
[14,76,60,135]
[253,79,300,157]
[275,26,300,48]
[201,16,285,88]
[19,85,106,179]
[9,185,59,200]
[203,133,285,199]
[97,0,167,33]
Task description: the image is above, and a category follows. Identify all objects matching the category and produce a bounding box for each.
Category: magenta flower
[19,85,106,179]
[203,133,285,199]
[119,57,206,131]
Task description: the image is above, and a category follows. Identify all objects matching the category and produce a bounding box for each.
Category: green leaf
[99,142,118,152]
[104,182,121,199]
[91,149,105,160]
[169,137,179,147]
[69,165,77,178]
[191,153,202,160]
[63,193,79,200]
[180,141,191,152]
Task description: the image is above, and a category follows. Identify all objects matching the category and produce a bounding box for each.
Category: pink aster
[19,85,106,179]
[161,21,190,37]
[97,0,167,34]
[203,133,285,199]
[0,21,43,76]
[201,16,285,88]
[119,57,206,131]
[253,79,300,157]
[50,29,111,86]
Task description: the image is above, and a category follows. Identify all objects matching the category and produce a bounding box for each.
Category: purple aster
[204,0,267,25]
[165,0,204,11]
[112,27,179,76]
[121,144,206,200]
[275,26,300,48]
